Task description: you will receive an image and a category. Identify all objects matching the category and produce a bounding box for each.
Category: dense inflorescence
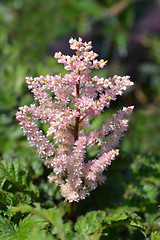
[16,37,134,202]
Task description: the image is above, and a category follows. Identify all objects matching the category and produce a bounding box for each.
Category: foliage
[0,203,147,239]
[0,152,160,239]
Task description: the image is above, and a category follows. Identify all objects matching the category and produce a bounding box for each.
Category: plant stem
[74,82,80,141]
[69,77,80,219]
[67,201,74,220]
[74,116,80,141]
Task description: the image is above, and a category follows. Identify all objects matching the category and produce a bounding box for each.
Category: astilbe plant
[16,37,134,202]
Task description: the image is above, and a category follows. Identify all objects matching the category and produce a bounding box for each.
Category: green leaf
[0,190,16,205]
[74,211,106,237]
[0,214,47,240]
[0,158,39,205]
[0,216,15,240]
[73,233,101,240]
[0,160,26,188]
[151,231,160,240]
[14,203,67,240]
[0,206,16,219]
[105,209,146,237]
[28,228,56,240]
[105,209,128,224]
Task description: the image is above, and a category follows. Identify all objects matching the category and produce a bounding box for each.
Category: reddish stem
[74,82,80,141]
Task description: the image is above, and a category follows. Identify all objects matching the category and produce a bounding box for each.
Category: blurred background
[0,0,160,238]
[0,0,159,157]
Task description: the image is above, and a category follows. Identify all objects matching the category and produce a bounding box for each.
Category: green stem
[67,201,74,220]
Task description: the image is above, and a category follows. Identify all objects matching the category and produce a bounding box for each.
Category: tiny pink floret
[16,38,134,202]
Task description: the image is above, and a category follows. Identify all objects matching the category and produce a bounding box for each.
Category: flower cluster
[16,37,134,202]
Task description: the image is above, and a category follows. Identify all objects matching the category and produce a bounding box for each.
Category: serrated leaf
[18,214,47,235]
[74,211,106,237]
[105,209,146,237]
[28,228,56,240]
[73,233,101,240]
[0,160,28,188]
[0,214,47,240]
[105,209,128,223]
[151,231,160,240]
[0,190,15,205]
[1,206,16,219]
[0,158,39,205]
[0,216,15,240]
[14,203,66,240]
